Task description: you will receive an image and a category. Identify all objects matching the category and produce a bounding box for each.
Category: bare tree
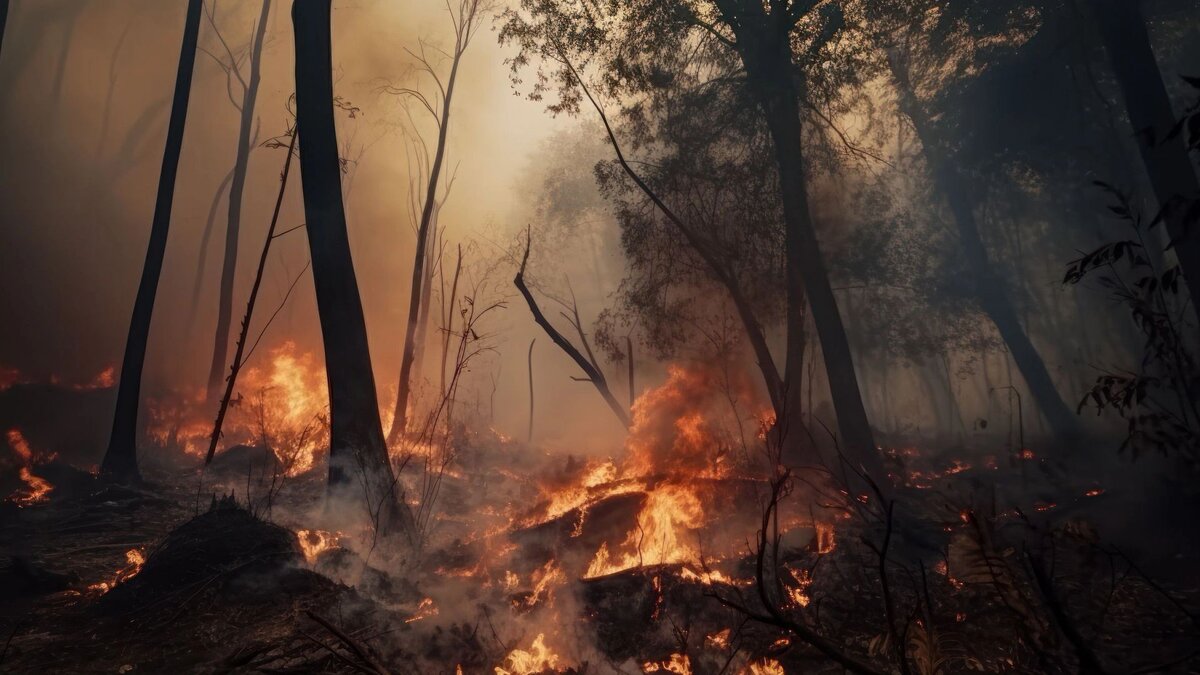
[384,0,486,445]
[291,0,415,543]
[101,0,204,482]
[515,229,630,428]
[202,0,273,403]
[0,0,8,58]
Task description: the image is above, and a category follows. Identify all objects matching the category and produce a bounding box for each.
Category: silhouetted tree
[501,0,887,490]
[101,0,204,482]
[291,0,416,542]
[385,0,485,445]
[1088,0,1200,319]
[204,0,272,403]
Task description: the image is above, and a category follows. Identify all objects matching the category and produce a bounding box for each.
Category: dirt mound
[99,495,316,614]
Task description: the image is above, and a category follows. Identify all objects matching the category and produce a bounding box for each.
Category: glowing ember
[1084,488,1105,497]
[744,659,785,675]
[705,628,731,650]
[813,521,836,554]
[495,633,562,675]
[642,653,692,675]
[785,567,812,607]
[1018,449,1035,460]
[295,529,339,563]
[406,597,438,623]
[89,548,146,593]
[7,429,53,506]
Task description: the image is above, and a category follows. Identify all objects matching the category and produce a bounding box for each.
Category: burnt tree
[101,0,203,482]
[206,0,273,402]
[292,0,416,542]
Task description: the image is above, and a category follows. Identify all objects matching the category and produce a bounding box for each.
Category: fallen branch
[305,611,392,675]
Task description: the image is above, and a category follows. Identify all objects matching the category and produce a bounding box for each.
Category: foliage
[1065,181,1199,464]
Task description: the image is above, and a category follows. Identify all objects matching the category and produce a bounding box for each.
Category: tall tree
[705,0,884,486]
[1089,0,1200,318]
[101,0,203,482]
[888,51,1083,441]
[205,0,272,402]
[501,0,888,490]
[291,0,416,542]
[385,0,483,445]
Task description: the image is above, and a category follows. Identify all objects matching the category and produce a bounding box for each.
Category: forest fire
[6,429,53,506]
[142,342,330,476]
[3,0,1199,671]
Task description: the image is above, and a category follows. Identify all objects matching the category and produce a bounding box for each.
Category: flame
[7,429,53,506]
[813,521,836,554]
[705,629,731,650]
[585,483,705,578]
[495,633,563,675]
[296,529,339,563]
[405,597,438,623]
[642,653,692,675]
[785,567,812,607]
[88,548,146,593]
[142,342,329,476]
[743,659,784,675]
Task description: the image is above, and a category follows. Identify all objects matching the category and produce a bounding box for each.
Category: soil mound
[99,496,318,614]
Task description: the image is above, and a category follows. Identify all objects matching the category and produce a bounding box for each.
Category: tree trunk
[728,32,886,492]
[1090,0,1200,318]
[206,0,272,402]
[387,50,464,445]
[888,54,1084,442]
[101,0,203,482]
[0,0,10,59]
[292,0,416,543]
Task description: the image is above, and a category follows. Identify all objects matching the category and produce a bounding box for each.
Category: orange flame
[7,429,53,506]
[642,653,692,675]
[495,633,563,675]
[296,529,339,563]
[88,548,146,593]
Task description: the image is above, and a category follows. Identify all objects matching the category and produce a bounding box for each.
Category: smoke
[0,0,635,453]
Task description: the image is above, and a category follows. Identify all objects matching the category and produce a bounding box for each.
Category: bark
[101,0,204,482]
[206,0,272,402]
[292,0,416,543]
[888,54,1084,442]
[1090,0,1200,318]
[715,16,886,492]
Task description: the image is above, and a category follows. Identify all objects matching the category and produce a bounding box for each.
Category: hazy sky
[0,0,634,449]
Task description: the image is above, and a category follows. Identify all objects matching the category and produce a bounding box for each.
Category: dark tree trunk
[1091,0,1200,317]
[0,0,10,58]
[206,0,272,402]
[889,55,1084,442]
[292,0,416,543]
[718,22,886,492]
[101,0,204,482]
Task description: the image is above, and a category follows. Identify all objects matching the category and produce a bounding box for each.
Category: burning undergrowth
[2,360,1198,674]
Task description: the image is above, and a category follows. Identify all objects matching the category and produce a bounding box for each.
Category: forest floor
[2,425,1200,673]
